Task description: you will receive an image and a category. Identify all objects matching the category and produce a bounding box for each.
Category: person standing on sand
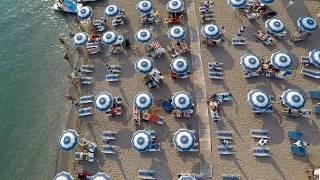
[64,53,70,61]
[287,0,294,8]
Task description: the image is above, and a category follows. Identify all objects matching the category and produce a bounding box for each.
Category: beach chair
[79,95,94,104]
[106,74,119,82]
[222,174,240,180]
[232,36,247,45]
[210,110,221,121]
[80,76,93,85]
[314,106,320,114]
[147,143,160,152]
[80,138,97,153]
[291,145,307,156]
[254,31,273,46]
[138,169,155,179]
[208,72,224,79]
[208,62,223,71]
[142,113,165,125]
[78,107,93,117]
[101,145,117,154]
[132,107,141,126]
[215,92,234,101]
[74,152,94,162]
[288,131,303,140]
[161,99,174,113]
[253,147,271,157]
[251,129,269,139]
[102,131,117,140]
[106,107,122,117]
[309,91,320,99]
[300,56,310,64]
[80,65,94,73]
[301,68,320,79]
[217,131,234,140]
[218,145,234,155]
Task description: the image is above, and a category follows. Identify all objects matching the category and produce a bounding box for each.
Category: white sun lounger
[102,131,117,140]
[217,131,234,140]
[208,72,224,79]
[80,65,94,73]
[80,76,93,85]
[106,74,119,82]
[218,145,234,155]
[251,129,269,139]
[188,143,199,152]
[301,68,320,79]
[208,62,223,71]
[300,56,310,64]
[253,147,271,157]
[101,145,117,154]
[138,169,155,180]
[79,95,94,104]
[78,107,93,117]
[222,174,240,180]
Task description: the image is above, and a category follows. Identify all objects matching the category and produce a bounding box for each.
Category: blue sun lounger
[80,65,94,73]
[101,145,117,154]
[102,131,117,140]
[314,106,320,114]
[161,99,174,113]
[79,95,94,104]
[288,131,303,140]
[301,68,320,79]
[217,131,234,140]
[253,147,271,157]
[106,74,119,82]
[251,129,269,139]
[138,169,155,179]
[222,174,240,180]
[309,91,320,99]
[215,92,234,101]
[218,145,234,155]
[78,107,93,117]
[291,145,306,156]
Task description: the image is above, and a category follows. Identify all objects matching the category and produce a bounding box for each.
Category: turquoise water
[0,0,74,179]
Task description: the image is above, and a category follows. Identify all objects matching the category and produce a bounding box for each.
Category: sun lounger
[74,152,94,162]
[80,76,93,85]
[291,145,306,156]
[252,106,273,113]
[217,131,234,140]
[254,31,273,46]
[142,113,165,125]
[101,145,117,154]
[309,91,320,99]
[232,36,247,45]
[222,174,240,180]
[218,145,234,155]
[79,95,94,104]
[161,99,174,113]
[314,106,320,114]
[244,71,260,78]
[283,109,312,118]
[147,80,158,89]
[253,147,271,157]
[106,107,122,117]
[215,92,233,101]
[78,107,93,117]
[301,68,320,79]
[102,131,117,140]
[86,42,99,48]
[132,107,141,125]
[148,130,156,139]
[138,170,155,180]
[188,143,199,152]
[301,56,310,64]
[288,131,303,140]
[251,129,269,139]
[80,65,94,73]
[80,138,97,153]
[208,62,223,71]
[106,74,119,82]
[210,110,221,121]
[208,72,224,79]
[147,143,160,152]
[172,109,193,118]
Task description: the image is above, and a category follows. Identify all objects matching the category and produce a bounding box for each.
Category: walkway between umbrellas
[186,0,213,178]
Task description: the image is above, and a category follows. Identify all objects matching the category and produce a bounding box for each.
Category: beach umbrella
[102,31,117,45]
[270,52,292,70]
[91,172,111,180]
[247,89,271,110]
[131,130,152,152]
[228,0,247,9]
[309,49,320,67]
[134,92,153,111]
[53,171,73,180]
[265,18,286,35]
[201,24,220,39]
[136,29,152,43]
[137,0,153,14]
[240,54,261,72]
[135,57,154,74]
[166,0,184,13]
[94,92,113,111]
[59,129,79,152]
[179,176,196,180]
[297,16,318,33]
[173,129,196,152]
[105,5,119,17]
[168,25,186,41]
[259,0,274,4]
[281,89,305,110]
[73,32,88,46]
[170,56,189,74]
[172,91,193,111]
[77,6,93,21]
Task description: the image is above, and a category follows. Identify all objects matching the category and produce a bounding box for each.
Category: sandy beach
[55,0,320,179]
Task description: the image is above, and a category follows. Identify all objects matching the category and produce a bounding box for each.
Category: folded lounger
[138,169,155,180]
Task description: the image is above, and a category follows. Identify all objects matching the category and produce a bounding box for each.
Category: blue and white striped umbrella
[73,32,88,46]
[134,92,153,111]
[168,25,186,40]
[132,130,152,152]
[173,129,196,152]
[105,5,119,17]
[309,49,320,67]
[270,52,292,70]
[228,0,247,9]
[179,176,196,180]
[137,0,153,14]
[247,89,271,110]
[77,6,93,21]
[136,29,152,43]
[59,129,79,152]
[170,57,189,74]
[102,31,117,45]
[281,89,305,110]
[166,0,184,13]
[172,91,193,111]
[259,0,274,4]
[201,24,220,39]
[94,92,113,111]
[240,54,261,72]
[297,16,318,33]
[91,172,111,180]
[53,171,73,180]
[135,57,154,74]
[265,18,286,35]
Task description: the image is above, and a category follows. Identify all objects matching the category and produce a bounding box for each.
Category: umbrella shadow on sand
[208,46,235,70]
[256,157,286,180]
[115,128,133,149]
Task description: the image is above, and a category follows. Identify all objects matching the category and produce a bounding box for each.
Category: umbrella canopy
[73,32,88,46]
[168,25,186,40]
[91,172,111,180]
[170,57,189,74]
[94,92,113,111]
[259,0,274,4]
[240,54,261,72]
[201,24,220,39]
[270,52,292,70]
[265,18,286,35]
[247,89,271,110]
[166,0,184,13]
[59,129,79,152]
[297,16,318,33]
[179,176,196,180]
[53,171,73,180]
[281,89,305,110]
[135,57,154,74]
[131,130,152,152]
[137,0,153,13]
[105,5,119,17]
[173,129,196,152]
[309,49,320,67]
[77,6,93,21]
[228,0,246,8]
[102,31,117,45]
[172,91,193,111]
[134,92,153,111]
[136,29,152,43]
